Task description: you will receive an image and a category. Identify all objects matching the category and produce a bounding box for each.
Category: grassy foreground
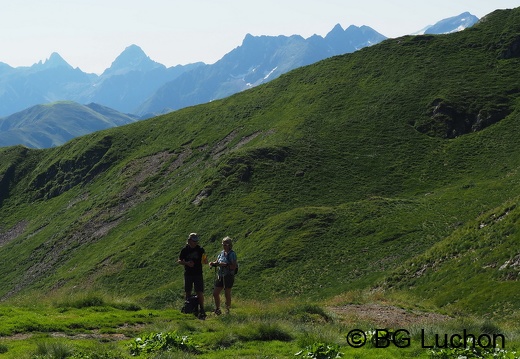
[0,293,519,358]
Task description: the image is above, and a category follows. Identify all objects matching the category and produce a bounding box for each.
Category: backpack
[227,250,238,275]
[181,295,199,315]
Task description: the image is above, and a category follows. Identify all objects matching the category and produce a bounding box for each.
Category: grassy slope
[0,9,519,319]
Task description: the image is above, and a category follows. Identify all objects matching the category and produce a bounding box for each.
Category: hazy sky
[1,0,519,74]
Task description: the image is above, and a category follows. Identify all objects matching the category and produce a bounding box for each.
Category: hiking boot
[225,306,230,315]
[214,308,222,316]
[198,311,207,320]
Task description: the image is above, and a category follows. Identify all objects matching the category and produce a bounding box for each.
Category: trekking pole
[211,265,218,313]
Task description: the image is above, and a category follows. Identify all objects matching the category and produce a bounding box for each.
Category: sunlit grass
[0,295,519,358]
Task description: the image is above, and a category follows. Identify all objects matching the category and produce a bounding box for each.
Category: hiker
[210,236,237,315]
[178,232,208,319]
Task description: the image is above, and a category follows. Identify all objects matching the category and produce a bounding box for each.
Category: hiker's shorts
[215,274,234,289]
[184,273,204,293]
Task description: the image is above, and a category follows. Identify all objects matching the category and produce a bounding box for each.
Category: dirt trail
[328,304,451,328]
[1,331,130,342]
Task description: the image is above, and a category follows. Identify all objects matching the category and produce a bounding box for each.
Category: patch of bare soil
[49,331,129,341]
[329,304,451,328]
[0,220,28,247]
[2,331,130,342]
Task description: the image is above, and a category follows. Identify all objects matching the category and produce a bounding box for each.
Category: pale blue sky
[1,0,519,74]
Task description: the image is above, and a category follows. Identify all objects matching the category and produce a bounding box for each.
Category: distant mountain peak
[421,12,479,35]
[101,44,164,77]
[34,52,73,70]
[119,44,148,61]
[325,24,387,53]
[330,23,345,32]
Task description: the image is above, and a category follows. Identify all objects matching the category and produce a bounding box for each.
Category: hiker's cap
[188,233,199,242]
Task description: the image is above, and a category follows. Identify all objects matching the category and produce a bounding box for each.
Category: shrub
[255,323,293,341]
[295,342,343,359]
[289,304,333,323]
[129,332,199,356]
[237,322,293,342]
[57,294,106,309]
[33,340,73,359]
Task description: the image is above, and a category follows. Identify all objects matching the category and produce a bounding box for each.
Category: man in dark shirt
[178,232,207,319]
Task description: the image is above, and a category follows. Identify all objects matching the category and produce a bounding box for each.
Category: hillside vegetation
[0,7,520,323]
[0,101,140,148]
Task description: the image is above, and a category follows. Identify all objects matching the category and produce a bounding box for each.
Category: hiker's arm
[178,258,194,267]
[210,261,228,267]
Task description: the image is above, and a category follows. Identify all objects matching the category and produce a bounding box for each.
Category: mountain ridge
[134,24,388,115]
[0,12,475,118]
[0,101,139,148]
[0,12,481,149]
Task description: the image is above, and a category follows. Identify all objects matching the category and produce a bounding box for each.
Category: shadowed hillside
[0,8,519,319]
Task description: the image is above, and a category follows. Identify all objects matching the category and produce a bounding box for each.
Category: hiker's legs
[213,286,223,310]
[193,275,205,313]
[196,292,204,309]
[184,274,194,299]
[224,288,232,312]
[223,274,234,312]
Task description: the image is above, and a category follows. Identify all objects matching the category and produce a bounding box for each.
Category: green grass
[0,296,519,358]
